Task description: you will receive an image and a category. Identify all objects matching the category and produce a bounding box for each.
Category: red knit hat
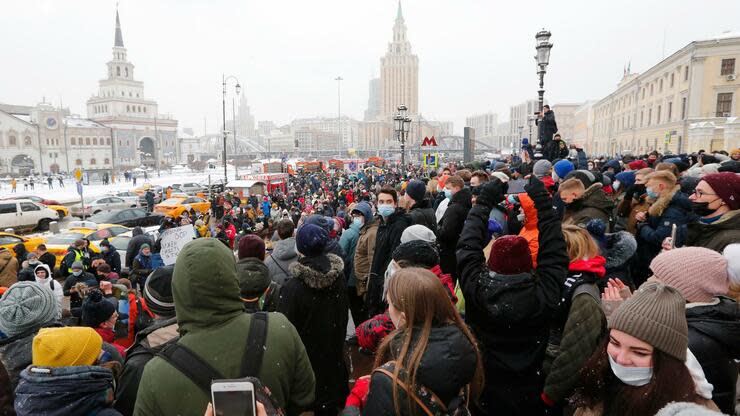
[628,160,648,170]
[702,172,740,210]
[237,234,265,261]
[488,235,533,274]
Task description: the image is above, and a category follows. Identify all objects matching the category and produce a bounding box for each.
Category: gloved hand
[476,178,508,208]
[524,176,551,212]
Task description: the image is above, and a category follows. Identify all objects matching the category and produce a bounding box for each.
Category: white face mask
[608,355,653,387]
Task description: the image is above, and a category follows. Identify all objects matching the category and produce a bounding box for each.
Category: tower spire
[114,6,124,47]
[396,1,404,22]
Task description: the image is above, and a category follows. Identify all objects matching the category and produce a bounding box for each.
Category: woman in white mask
[571,282,720,415]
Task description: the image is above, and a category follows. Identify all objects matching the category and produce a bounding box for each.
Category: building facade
[86,10,178,168]
[550,103,581,142]
[364,78,381,121]
[379,2,419,118]
[510,99,540,146]
[591,33,740,155]
[465,112,498,149]
[571,101,596,150]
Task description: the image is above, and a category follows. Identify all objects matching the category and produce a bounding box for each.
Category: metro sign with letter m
[421,136,437,147]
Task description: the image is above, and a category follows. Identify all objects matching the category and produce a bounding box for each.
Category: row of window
[126,105,147,113]
[93,105,108,114]
[74,158,110,166]
[100,89,141,99]
[70,137,111,146]
[3,136,33,146]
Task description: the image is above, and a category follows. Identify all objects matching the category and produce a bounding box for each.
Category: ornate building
[86,9,178,168]
[379,2,418,118]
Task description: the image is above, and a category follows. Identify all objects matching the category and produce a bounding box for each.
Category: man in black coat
[99,239,121,274]
[366,187,411,316]
[125,227,153,270]
[456,176,568,415]
[536,105,558,158]
[404,179,436,232]
[36,244,56,273]
[437,175,472,282]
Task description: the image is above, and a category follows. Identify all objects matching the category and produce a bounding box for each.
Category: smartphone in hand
[211,380,256,416]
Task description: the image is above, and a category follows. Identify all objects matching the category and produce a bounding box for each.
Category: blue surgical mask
[377,204,395,217]
[72,270,82,276]
[352,217,364,228]
[444,189,453,199]
[608,355,653,387]
[646,188,659,199]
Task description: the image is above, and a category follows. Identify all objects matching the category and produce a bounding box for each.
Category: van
[0,199,59,232]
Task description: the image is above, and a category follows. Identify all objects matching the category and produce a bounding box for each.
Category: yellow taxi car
[0,232,46,256]
[44,221,131,266]
[154,196,210,218]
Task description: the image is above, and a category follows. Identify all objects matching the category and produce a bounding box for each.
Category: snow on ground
[0,167,241,204]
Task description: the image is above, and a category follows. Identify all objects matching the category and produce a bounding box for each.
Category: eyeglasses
[692,189,717,198]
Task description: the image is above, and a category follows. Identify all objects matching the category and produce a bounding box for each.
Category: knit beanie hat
[32,327,103,367]
[650,247,729,303]
[628,160,648,170]
[238,234,266,260]
[565,169,596,187]
[724,244,740,287]
[400,224,437,244]
[614,171,636,189]
[490,172,509,183]
[392,240,439,269]
[144,265,175,317]
[609,282,688,361]
[701,172,739,210]
[296,224,328,257]
[304,214,334,233]
[81,289,116,328]
[487,235,533,275]
[533,160,553,179]
[0,282,59,338]
[553,160,575,181]
[71,261,84,270]
[405,180,426,203]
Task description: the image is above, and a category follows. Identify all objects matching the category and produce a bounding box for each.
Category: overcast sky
[1,0,738,135]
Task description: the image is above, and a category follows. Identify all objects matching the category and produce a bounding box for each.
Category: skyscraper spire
[114,7,124,47]
[396,1,404,22]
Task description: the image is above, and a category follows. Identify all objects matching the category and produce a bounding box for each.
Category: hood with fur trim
[289,253,344,289]
[648,185,685,217]
[604,231,637,270]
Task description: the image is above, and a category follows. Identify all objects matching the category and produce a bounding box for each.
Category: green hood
[235,257,271,298]
[173,238,243,333]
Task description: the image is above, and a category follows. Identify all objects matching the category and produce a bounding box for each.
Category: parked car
[1,195,69,218]
[107,191,140,207]
[70,196,131,217]
[44,222,131,267]
[154,196,210,218]
[171,182,203,194]
[0,232,46,256]
[0,199,59,232]
[87,208,163,228]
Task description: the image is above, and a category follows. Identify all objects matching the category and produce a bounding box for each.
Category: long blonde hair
[562,224,600,262]
[374,267,484,415]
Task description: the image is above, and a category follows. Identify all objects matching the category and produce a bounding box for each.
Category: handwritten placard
[159,224,195,265]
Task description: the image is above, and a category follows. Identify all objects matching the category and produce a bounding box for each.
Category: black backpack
[156,312,284,415]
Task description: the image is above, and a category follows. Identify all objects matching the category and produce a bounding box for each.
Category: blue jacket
[15,365,121,416]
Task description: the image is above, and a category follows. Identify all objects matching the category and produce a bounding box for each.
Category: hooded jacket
[686,297,740,415]
[33,264,63,308]
[456,177,569,415]
[564,183,614,228]
[437,187,473,280]
[353,216,378,297]
[15,365,121,416]
[367,209,412,315]
[363,325,478,416]
[125,228,152,269]
[133,238,315,416]
[408,198,437,232]
[340,201,372,287]
[685,209,740,253]
[236,257,280,313]
[265,237,299,286]
[278,253,349,413]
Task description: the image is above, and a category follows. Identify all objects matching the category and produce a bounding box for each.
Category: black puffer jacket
[367,210,411,316]
[456,177,568,415]
[686,297,740,415]
[438,188,472,280]
[364,325,477,416]
[408,199,437,232]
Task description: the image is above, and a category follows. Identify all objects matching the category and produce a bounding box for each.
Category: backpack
[157,312,284,416]
[373,360,471,416]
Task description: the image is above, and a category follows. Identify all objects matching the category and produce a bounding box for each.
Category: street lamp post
[534,29,553,144]
[233,95,239,180]
[335,76,343,153]
[222,74,241,184]
[394,105,412,176]
[527,115,535,148]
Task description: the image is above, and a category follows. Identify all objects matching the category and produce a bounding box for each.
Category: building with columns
[591,32,740,155]
[379,2,419,118]
[86,9,178,168]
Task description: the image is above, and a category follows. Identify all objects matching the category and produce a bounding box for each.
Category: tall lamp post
[222,74,241,184]
[335,76,343,153]
[535,29,553,144]
[394,105,412,176]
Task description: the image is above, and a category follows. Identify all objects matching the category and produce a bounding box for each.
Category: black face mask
[632,184,646,197]
[691,200,720,217]
[565,198,584,211]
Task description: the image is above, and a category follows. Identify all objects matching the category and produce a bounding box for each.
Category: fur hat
[81,289,116,328]
[650,247,729,303]
[487,235,533,274]
[296,224,328,257]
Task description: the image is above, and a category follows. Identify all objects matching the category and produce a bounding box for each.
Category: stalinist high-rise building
[379,1,418,118]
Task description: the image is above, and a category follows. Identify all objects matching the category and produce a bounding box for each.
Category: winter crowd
[0,144,739,416]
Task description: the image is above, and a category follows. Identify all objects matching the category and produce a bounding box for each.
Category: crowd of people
[0,143,739,416]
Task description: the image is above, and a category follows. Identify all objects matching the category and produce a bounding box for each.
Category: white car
[0,199,59,231]
[107,191,140,207]
[70,196,131,217]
